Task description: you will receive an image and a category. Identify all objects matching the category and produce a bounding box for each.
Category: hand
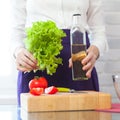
[15,47,38,72]
[69,45,99,78]
[81,45,99,78]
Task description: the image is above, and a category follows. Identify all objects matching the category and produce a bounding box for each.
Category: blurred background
[0,0,120,104]
[0,0,18,104]
[96,0,120,103]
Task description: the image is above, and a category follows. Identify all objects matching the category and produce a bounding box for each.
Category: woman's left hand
[69,45,99,79]
[81,45,99,78]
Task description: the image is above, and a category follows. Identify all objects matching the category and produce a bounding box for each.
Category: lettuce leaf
[24,20,66,75]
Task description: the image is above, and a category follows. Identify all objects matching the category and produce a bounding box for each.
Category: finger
[17,58,34,70]
[82,57,95,78]
[16,53,33,69]
[82,61,93,71]
[82,50,97,65]
[16,49,38,69]
[86,67,93,78]
[81,52,92,65]
[82,52,96,69]
[68,58,72,68]
[21,55,37,69]
[16,63,31,72]
[24,49,37,64]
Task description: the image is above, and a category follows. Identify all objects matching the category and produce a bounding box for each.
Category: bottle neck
[72,14,81,27]
[71,14,86,45]
[72,14,85,33]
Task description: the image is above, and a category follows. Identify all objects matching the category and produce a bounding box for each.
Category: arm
[81,0,108,78]
[11,0,37,72]
[87,0,109,57]
[11,0,27,55]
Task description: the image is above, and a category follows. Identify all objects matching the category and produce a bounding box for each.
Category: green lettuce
[24,20,66,75]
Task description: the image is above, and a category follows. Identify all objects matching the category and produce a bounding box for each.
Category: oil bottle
[70,14,88,80]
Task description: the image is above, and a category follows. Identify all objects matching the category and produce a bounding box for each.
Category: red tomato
[30,88,44,96]
[45,86,58,94]
[29,76,48,90]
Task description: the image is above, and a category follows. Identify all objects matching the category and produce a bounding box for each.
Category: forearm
[87,0,109,57]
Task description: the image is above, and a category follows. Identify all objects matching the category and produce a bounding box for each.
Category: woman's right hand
[15,47,38,72]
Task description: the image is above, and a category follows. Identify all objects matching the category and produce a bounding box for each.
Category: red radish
[45,86,58,94]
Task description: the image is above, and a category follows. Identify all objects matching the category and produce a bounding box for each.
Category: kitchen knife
[57,87,88,93]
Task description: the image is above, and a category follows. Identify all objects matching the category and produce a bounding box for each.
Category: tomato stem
[34,76,40,79]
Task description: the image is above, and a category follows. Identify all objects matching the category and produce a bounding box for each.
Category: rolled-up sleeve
[87,0,109,56]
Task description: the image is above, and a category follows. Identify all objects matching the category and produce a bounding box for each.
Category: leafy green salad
[24,20,66,75]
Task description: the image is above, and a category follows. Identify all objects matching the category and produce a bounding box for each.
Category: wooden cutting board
[21,91,111,112]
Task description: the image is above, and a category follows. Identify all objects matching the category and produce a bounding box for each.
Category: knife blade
[57,87,88,93]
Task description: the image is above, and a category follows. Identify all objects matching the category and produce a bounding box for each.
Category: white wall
[96,0,120,103]
[0,0,18,104]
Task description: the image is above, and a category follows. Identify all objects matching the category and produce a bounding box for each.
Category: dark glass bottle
[70,14,88,80]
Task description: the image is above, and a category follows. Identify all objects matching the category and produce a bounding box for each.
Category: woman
[11,0,108,106]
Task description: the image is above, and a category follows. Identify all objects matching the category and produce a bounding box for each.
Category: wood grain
[21,91,111,112]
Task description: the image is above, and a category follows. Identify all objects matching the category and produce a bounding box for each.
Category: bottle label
[71,44,88,80]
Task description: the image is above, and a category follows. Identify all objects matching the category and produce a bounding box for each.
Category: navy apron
[17,29,99,106]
